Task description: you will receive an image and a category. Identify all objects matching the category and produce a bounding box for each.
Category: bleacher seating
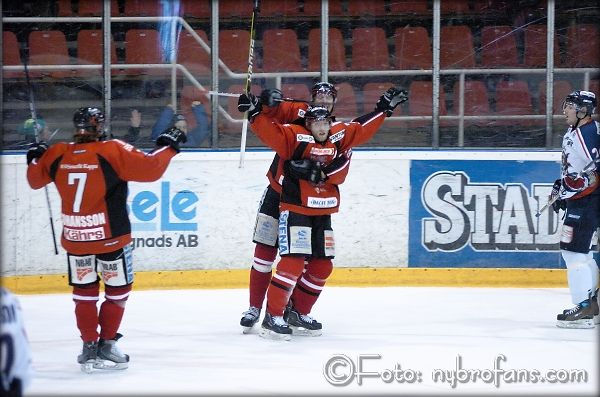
[57,0,72,16]
[307,28,346,71]
[346,0,386,16]
[563,24,599,67]
[351,27,390,70]
[388,0,428,15]
[123,0,162,16]
[28,30,74,78]
[493,80,534,126]
[394,26,432,70]
[281,83,311,102]
[177,29,211,77]
[334,82,358,119]
[261,29,303,72]
[260,0,302,16]
[452,80,491,126]
[408,81,448,128]
[480,25,519,68]
[219,30,251,73]
[77,0,120,16]
[3,31,23,78]
[440,25,476,68]
[76,30,120,77]
[302,0,343,16]
[523,24,560,67]
[124,29,166,76]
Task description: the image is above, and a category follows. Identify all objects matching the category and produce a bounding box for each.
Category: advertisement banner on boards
[409,160,563,268]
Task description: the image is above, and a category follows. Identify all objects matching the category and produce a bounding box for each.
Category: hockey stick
[239,0,260,168]
[208,90,310,104]
[535,158,599,217]
[23,52,59,255]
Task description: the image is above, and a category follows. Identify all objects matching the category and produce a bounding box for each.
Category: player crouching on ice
[238,87,407,340]
[549,90,600,328]
[26,107,186,371]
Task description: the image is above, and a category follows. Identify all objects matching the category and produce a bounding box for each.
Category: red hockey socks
[73,284,100,342]
[99,285,131,340]
[266,256,305,316]
[249,243,277,308]
[291,258,333,315]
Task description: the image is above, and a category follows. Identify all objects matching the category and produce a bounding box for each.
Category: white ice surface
[18,287,598,396]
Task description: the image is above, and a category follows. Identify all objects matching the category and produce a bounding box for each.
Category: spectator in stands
[151,102,209,147]
[123,108,154,146]
[18,117,51,143]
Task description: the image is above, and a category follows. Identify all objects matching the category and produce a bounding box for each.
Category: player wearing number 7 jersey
[26,107,185,372]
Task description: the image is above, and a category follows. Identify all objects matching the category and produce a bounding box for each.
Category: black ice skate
[77,341,98,373]
[259,313,292,341]
[556,299,595,329]
[240,306,261,334]
[286,306,322,336]
[94,333,129,370]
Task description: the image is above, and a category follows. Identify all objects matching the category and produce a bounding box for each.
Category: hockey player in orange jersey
[238,87,407,339]
[26,107,186,371]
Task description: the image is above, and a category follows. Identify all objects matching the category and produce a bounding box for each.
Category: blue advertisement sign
[409,160,563,268]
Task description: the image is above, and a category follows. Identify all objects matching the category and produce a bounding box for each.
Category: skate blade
[241,325,256,334]
[80,361,95,374]
[93,359,129,370]
[290,326,322,337]
[258,327,292,341]
[556,319,594,329]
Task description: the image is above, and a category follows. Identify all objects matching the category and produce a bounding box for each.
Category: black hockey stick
[23,51,59,255]
[535,158,599,217]
[239,0,260,168]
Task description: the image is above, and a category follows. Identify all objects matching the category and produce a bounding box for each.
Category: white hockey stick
[239,0,260,169]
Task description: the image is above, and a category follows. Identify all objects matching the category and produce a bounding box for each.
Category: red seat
[351,27,390,70]
[537,80,573,115]
[260,0,301,16]
[219,0,253,18]
[440,25,475,68]
[452,80,490,126]
[76,29,119,77]
[124,29,166,76]
[262,29,303,72]
[77,0,120,16]
[563,24,599,67]
[441,0,470,13]
[308,28,346,71]
[28,30,73,78]
[281,84,311,102]
[394,26,432,70]
[334,83,358,119]
[346,0,386,16]
[589,80,599,97]
[523,24,560,67]
[219,30,251,73]
[389,0,428,14]
[302,0,343,16]
[177,29,210,77]
[408,81,448,128]
[123,0,161,16]
[2,31,23,78]
[57,0,72,16]
[493,80,534,126]
[480,25,519,67]
[181,0,210,18]
[362,82,405,129]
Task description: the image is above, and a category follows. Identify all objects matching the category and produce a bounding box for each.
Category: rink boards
[3,149,582,293]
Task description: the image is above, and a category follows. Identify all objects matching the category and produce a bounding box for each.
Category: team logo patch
[297,134,315,143]
[310,147,335,156]
[329,130,345,143]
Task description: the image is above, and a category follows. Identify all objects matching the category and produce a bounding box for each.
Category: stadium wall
[2,150,573,293]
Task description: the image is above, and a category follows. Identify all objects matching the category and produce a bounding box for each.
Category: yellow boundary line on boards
[1,268,567,294]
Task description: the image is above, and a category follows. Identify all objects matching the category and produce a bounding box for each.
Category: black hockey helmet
[305,105,333,123]
[73,107,105,141]
[311,82,338,101]
[563,90,597,118]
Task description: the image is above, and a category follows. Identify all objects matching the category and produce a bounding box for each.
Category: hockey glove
[284,159,327,184]
[375,87,408,116]
[26,141,48,165]
[550,179,566,213]
[562,170,597,193]
[237,93,262,119]
[260,88,283,107]
[156,126,187,153]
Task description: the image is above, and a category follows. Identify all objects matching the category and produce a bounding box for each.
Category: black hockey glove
[156,126,187,153]
[375,87,408,116]
[284,159,327,184]
[237,93,262,119]
[260,88,283,107]
[26,141,48,165]
[550,179,566,213]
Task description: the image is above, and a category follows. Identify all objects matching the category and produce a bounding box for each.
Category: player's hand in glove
[26,141,48,165]
[550,179,566,213]
[284,159,327,184]
[237,93,262,119]
[155,126,187,153]
[260,88,283,107]
[375,87,408,116]
[562,170,597,193]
